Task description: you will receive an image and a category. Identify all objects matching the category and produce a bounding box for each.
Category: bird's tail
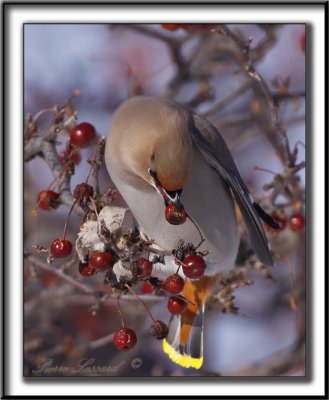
[163,276,215,369]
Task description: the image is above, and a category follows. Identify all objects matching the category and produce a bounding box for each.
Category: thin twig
[25,255,95,295]
[214,24,294,167]
[112,288,126,327]
[201,80,251,118]
[125,284,155,321]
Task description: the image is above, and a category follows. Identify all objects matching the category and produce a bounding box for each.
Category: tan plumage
[106,97,192,191]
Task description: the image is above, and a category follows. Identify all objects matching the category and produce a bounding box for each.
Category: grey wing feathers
[191,113,274,267]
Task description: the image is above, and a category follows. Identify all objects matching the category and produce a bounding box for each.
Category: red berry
[163,274,185,294]
[182,255,206,279]
[79,262,95,277]
[60,150,81,166]
[89,251,114,270]
[113,328,137,351]
[161,23,186,31]
[69,122,96,148]
[150,320,169,339]
[73,183,94,200]
[270,212,287,231]
[167,296,188,315]
[37,190,59,211]
[131,258,153,279]
[165,203,187,225]
[141,281,154,294]
[51,239,72,258]
[289,213,305,231]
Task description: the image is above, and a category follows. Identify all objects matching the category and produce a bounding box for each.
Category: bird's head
[106,97,193,210]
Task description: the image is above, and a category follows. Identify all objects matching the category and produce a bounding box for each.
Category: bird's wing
[191,112,278,267]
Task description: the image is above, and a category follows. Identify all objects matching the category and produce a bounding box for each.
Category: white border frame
[3,2,326,398]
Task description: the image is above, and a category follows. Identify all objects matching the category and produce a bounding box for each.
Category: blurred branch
[90,136,106,203]
[25,254,95,295]
[214,24,295,168]
[201,80,251,118]
[252,24,280,62]
[272,91,305,104]
[112,24,186,45]
[206,342,305,376]
[25,331,116,359]
[111,23,191,95]
[25,255,165,304]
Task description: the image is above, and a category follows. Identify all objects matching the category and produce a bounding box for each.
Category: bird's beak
[148,169,183,210]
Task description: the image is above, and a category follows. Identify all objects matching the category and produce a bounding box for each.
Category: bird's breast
[108,147,239,275]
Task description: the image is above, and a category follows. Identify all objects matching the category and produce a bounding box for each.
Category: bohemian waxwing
[105,96,279,369]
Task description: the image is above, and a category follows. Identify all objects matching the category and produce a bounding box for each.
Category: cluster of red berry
[36,122,96,213]
[76,240,206,350]
[33,113,209,352]
[113,319,169,351]
[44,195,205,351]
[111,250,206,351]
[42,181,207,351]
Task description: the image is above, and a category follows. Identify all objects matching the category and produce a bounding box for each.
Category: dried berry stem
[32,107,56,123]
[254,166,277,175]
[62,197,79,240]
[186,212,204,247]
[278,255,297,312]
[85,137,105,185]
[92,137,106,198]
[25,255,94,295]
[47,170,66,191]
[175,264,182,275]
[112,288,125,328]
[125,284,155,321]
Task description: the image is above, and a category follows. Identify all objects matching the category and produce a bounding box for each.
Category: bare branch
[25,254,95,295]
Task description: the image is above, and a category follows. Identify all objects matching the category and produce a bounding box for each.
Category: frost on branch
[76,206,136,262]
[76,206,135,280]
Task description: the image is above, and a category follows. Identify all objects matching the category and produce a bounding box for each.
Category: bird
[105,96,279,369]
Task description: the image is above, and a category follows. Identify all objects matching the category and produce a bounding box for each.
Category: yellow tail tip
[162,338,203,369]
